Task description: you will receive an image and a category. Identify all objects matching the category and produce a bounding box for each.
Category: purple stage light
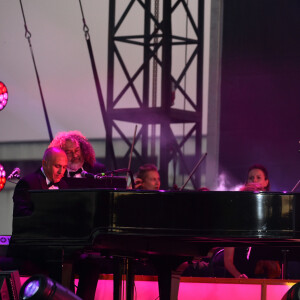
[23,280,40,298]
[19,275,81,300]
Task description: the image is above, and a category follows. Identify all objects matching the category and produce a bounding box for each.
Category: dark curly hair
[48,130,96,167]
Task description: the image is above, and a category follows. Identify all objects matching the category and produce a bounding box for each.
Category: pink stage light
[0,164,6,191]
[0,81,8,111]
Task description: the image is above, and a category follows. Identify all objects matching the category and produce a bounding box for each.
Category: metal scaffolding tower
[106,0,204,189]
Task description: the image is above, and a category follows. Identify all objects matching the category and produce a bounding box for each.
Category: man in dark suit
[10,147,68,281]
[48,131,107,300]
[48,130,106,178]
[13,147,68,217]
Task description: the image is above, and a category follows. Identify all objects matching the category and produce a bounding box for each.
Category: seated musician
[12,147,68,216]
[224,164,280,279]
[9,147,68,278]
[49,131,108,300]
[239,164,270,192]
[130,164,161,276]
[9,144,103,300]
[48,130,106,178]
[134,163,161,190]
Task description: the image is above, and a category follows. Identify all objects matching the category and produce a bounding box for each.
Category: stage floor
[19,275,300,300]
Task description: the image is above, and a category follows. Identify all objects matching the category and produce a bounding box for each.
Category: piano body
[10,189,300,300]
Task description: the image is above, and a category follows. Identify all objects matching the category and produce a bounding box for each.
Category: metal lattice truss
[106,0,204,189]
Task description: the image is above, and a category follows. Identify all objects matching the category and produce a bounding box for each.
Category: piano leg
[45,248,75,291]
[113,257,135,300]
[45,247,64,284]
[112,256,188,300]
[61,262,74,291]
[158,269,180,300]
[125,258,134,300]
[155,257,188,300]
[281,249,289,279]
[113,257,124,300]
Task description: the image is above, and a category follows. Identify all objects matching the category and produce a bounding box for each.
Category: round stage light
[0,81,8,111]
[0,164,6,191]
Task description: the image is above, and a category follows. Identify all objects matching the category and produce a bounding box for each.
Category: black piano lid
[11,190,300,246]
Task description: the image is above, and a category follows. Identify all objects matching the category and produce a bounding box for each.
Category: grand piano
[10,189,300,300]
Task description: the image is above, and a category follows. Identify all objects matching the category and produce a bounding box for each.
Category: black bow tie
[69,168,83,177]
[47,181,59,187]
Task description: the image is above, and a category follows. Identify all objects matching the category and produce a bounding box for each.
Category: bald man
[13,147,68,217]
[8,147,69,283]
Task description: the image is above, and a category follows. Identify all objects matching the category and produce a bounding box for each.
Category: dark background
[219,0,300,191]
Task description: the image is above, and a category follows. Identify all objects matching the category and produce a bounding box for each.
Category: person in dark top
[224,164,280,279]
[11,145,104,300]
[48,130,106,177]
[223,247,254,278]
[13,147,68,217]
[240,164,270,192]
[9,147,68,280]
[49,131,107,300]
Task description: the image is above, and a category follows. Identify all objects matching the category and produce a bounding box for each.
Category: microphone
[7,167,21,180]
[81,170,104,179]
[81,169,135,188]
[81,169,130,178]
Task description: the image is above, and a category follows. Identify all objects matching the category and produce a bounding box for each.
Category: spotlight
[0,82,8,111]
[282,282,300,300]
[19,275,82,300]
[0,164,6,191]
